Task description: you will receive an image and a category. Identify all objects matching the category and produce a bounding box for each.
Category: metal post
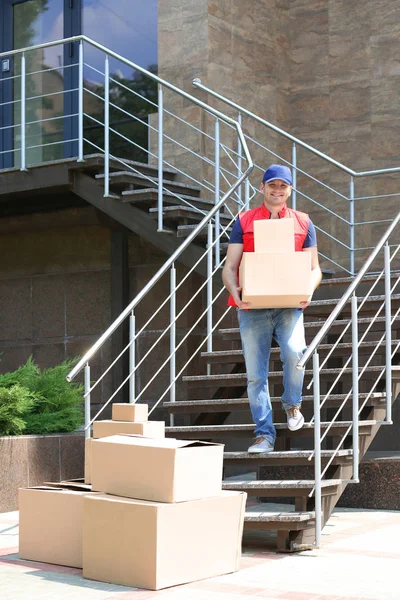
[129,311,135,404]
[84,363,91,439]
[214,119,221,268]
[20,52,27,171]
[245,178,250,211]
[384,242,392,422]
[351,293,359,481]
[104,55,110,197]
[291,143,297,210]
[78,40,84,162]
[207,222,213,376]
[237,112,242,205]
[157,84,164,232]
[313,351,322,548]
[170,264,176,426]
[349,176,355,276]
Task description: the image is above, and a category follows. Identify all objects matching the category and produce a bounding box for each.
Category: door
[0,0,81,169]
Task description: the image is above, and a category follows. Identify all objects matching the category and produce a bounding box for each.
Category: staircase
[3,36,399,552]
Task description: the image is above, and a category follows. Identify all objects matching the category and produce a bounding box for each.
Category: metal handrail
[297,212,400,370]
[192,79,400,178]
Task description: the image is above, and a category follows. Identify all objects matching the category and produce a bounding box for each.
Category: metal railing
[192,78,400,276]
[297,212,400,547]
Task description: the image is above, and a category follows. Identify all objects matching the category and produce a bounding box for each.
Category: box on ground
[19,486,93,568]
[239,251,312,308]
[254,218,295,253]
[83,491,246,590]
[92,419,164,439]
[85,438,92,484]
[91,435,224,502]
[112,402,148,422]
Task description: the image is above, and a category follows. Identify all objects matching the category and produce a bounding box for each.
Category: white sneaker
[286,406,304,431]
[248,437,274,454]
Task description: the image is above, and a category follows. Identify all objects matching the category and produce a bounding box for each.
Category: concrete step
[165,420,376,439]
[200,341,399,364]
[224,479,342,497]
[98,171,202,196]
[223,449,353,467]
[244,509,315,531]
[148,205,232,225]
[176,223,232,238]
[162,392,386,414]
[121,188,218,212]
[182,366,386,388]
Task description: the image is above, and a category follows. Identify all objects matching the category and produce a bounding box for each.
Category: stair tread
[183,366,385,383]
[244,510,315,523]
[319,271,400,286]
[225,449,353,459]
[224,479,341,489]
[82,154,178,177]
[121,188,215,208]
[101,172,201,193]
[166,420,376,433]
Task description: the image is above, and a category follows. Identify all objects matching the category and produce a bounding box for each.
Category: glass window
[82,0,158,162]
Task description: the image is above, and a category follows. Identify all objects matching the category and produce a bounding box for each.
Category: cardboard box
[91,435,224,502]
[239,251,313,308]
[112,402,148,422]
[19,486,91,568]
[85,438,92,484]
[83,491,246,590]
[254,218,295,253]
[92,419,164,439]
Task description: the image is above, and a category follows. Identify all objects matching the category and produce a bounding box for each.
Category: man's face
[260,179,292,207]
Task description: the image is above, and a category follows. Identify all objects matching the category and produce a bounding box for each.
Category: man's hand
[300,295,312,310]
[232,286,251,310]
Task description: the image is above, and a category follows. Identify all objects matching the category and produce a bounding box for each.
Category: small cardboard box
[85,438,92,484]
[92,419,164,439]
[83,491,246,590]
[91,435,224,502]
[239,251,313,308]
[19,486,92,568]
[254,218,295,253]
[112,402,148,422]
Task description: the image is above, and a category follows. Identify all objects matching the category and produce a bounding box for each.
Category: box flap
[93,435,223,449]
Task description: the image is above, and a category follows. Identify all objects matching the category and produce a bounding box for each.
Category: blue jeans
[238,308,307,444]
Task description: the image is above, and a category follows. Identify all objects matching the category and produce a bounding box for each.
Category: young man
[222,164,322,453]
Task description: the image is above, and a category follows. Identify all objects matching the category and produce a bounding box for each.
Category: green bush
[0,357,84,436]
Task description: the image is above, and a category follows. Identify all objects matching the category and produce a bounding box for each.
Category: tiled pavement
[1,505,399,600]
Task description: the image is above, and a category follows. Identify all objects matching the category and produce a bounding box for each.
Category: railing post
[351,293,359,481]
[104,55,110,197]
[207,222,213,376]
[170,263,176,426]
[129,311,135,404]
[20,52,27,171]
[313,351,322,548]
[291,143,297,210]
[214,118,221,268]
[245,177,250,211]
[78,40,84,162]
[384,242,392,422]
[84,363,91,439]
[349,176,355,276]
[157,84,164,232]
[237,112,242,205]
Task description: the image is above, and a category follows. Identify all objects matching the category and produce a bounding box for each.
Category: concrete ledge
[0,432,84,512]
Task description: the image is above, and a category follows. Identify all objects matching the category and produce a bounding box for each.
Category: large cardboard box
[239,251,313,308]
[19,486,92,568]
[92,419,164,439]
[254,218,295,253]
[83,491,246,590]
[112,402,148,422]
[91,435,224,502]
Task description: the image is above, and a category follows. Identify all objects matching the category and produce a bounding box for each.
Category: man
[222,164,322,453]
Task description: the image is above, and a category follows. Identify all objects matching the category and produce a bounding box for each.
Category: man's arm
[222,243,251,309]
[301,246,322,309]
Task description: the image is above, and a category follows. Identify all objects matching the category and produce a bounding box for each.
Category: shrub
[0,357,84,436]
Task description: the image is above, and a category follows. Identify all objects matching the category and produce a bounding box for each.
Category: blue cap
[262,164,292,186]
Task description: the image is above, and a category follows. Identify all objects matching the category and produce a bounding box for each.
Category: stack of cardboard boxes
[239,218,313,308]
[19,404,247,591]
